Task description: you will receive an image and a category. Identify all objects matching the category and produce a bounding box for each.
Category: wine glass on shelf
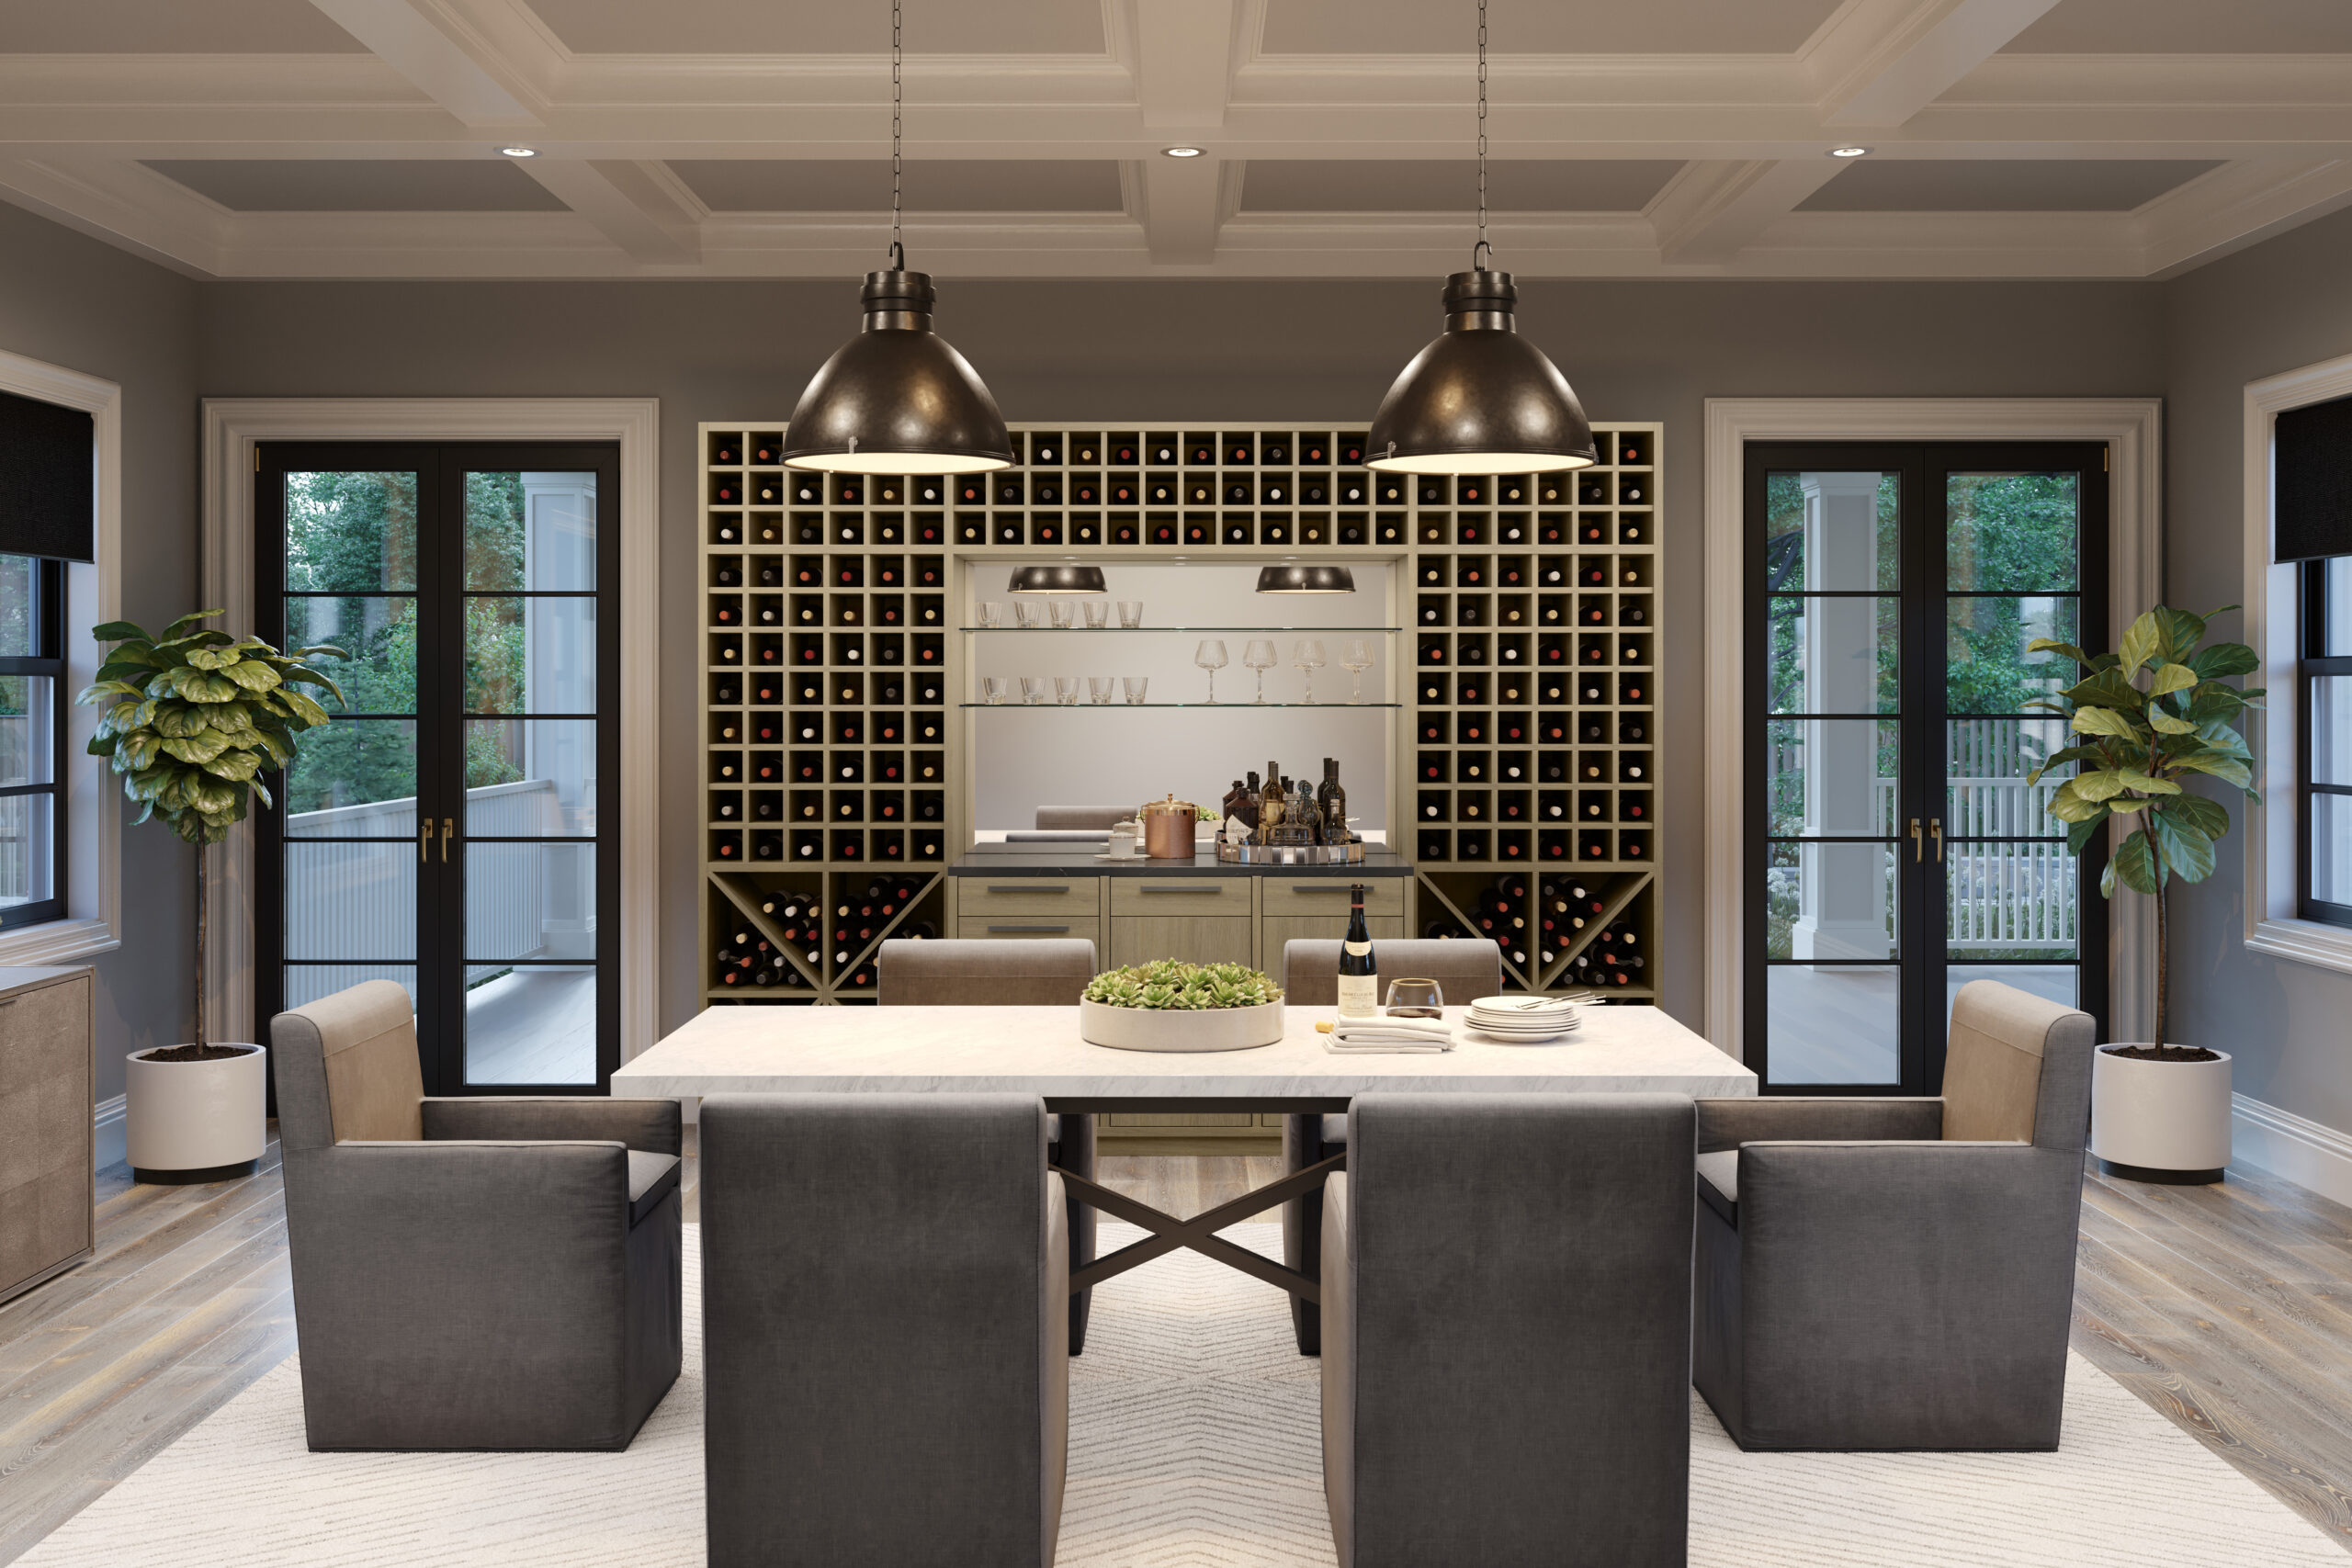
[1292,638,1327,704]
[1194,639,1229,704]
[1340,637,1375,705]
[1243,639,1278,704]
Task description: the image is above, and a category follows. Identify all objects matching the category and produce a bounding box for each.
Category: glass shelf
[961,702,1400,709]
[959,625,1399,633]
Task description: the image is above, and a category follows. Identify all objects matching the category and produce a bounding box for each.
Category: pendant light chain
[889,0,904,269]
[1474,0,1490,270]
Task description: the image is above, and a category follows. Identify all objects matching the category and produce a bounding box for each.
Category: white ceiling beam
[515,156,700,264]
[1809,0,2066,128]
[1136,153,1226,263]
[1648,158,1849,265]
[2135,157,2352,277]
[302,0,545,128]
[1129,0,1240,260]
[0,156,226,276]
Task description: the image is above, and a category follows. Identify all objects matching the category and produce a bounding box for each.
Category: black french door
[256,443,620,1095]
[1743,443,2109,1095]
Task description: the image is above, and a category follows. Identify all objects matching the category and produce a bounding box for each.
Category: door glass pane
[465,842,595,964]
[286,963,416,1010]
[1945,836,2079,960]
[2312,676,2352,785]
[1766,596,1899,714]
[0,677,54,785]
[1764,718,1899,838]
[1766,839,1899,960]
[2327,558,2352,657]
[466,964,595,1085]
[1945,716,2068,838]
[285,471,418,592]
[288,595,415,715]
[0,794,54,907]
[286,718,417,833]
[1946,474,2079,592]
[1764,470,1900,592]
[464,719,595,835]
[1768,965,1900,1085]
[1947,964,2076,1014]
[0,556,35,657]
[2315,795,2352,906]
[1946,595,2077,715]
[284,841,416,959]
[466,470,595,591]
[464,596,596,714]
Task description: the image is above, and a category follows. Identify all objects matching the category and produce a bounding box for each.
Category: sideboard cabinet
[0,965,96,1303]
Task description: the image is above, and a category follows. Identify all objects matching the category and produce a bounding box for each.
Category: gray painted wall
[0,202,201,1111]
[195,275,2167,1039]
[2162,205,2352,1135]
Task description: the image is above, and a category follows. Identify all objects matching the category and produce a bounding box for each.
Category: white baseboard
[2232,1092,2352,1208]
[94,1092,126,1172]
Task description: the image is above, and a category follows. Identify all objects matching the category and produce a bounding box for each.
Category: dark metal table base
[1052,1151,1346,1303]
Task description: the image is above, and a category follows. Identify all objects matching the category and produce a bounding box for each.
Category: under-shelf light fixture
[1256,564,1356,594]
[1008,564,1107,594]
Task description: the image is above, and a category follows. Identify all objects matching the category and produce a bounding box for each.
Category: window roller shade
[0,389,94,564]
[2276,394,2352,564]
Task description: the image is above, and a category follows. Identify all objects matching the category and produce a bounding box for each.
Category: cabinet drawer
[956,918,1102,950]
[1109,915,1254,969]
[1109,877,1251,917]
[956,878,1101,918]
[1267,878,1405,916]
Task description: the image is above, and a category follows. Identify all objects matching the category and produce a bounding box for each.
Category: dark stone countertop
[948,845,1413,878]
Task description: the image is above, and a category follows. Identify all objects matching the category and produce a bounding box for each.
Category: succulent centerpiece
[1079,961,1287,1052]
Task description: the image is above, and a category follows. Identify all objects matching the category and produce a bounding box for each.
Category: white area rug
[17,1221,2345,1567]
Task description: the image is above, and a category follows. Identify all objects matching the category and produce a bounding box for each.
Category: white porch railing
[1870,720,2078,953]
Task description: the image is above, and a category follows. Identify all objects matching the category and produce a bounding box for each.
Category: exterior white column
[1793,472,1892,962]
[518,470,598,961]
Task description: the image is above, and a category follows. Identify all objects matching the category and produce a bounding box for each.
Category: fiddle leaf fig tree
[78,610,345,1048]
[2026,604,2260,1059]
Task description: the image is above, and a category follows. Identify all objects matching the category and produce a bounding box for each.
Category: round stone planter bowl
[1079,998,1285,1053]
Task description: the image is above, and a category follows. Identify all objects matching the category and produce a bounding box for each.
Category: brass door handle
[441,818,454,863]
[1930,818,1944,863]
[1908,818,1924,863]
[420,820,431,863]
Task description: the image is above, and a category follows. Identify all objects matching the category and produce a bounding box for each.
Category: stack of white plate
[1464,995,1581,1042]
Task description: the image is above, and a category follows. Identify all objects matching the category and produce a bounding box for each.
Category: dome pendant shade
[1255,565,1356,594]
[782,269,1013,475]
[1365,270,1595,475]
[1008,564,1107,594]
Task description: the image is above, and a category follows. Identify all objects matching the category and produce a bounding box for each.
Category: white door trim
[1702,397,2164,1061]
[198,399,661,1061]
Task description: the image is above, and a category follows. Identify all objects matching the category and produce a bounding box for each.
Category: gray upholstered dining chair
[270,979,682,1451]
[876,936,1100,1353]
[1322,1092,1695,1568]
[702,1094,1069,1568]
[1035,805,1130,829]
[1692,978,2097,1451]
[1280,935,1502,1353]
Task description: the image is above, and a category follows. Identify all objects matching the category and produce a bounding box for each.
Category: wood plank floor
[3,1141,2346,1562]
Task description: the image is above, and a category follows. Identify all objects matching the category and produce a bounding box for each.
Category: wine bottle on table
[1337,885,1379,1019]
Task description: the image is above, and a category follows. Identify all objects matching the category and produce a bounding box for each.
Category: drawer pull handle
[1137,885,1225,894]
[1290,885,1369,894]
[987,885,1068,894]
[988,924,1070,933]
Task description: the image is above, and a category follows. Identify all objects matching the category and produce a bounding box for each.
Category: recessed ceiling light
[1828,146,1871,158]
[500,146,537,158]
[1162,146,1204,158]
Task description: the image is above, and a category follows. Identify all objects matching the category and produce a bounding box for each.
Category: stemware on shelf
[1020,675,1046,705]
[1081,601,1109,629]
[1050,601,1075,630]
[1340,637,1376,705]
[1015,601,1045,630]
[1116,601,1144,628]
[1243,638,1278,704]
[982,675,1009,705]
[1194,639,1229,704]
[1123,676,1148,705]
[976,601,1004,629]
[1055,675,1080,705]
[1088,676,1115,705]
[1292,638,1327,704]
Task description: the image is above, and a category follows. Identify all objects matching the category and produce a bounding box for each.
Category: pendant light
[1008,564,1107,594]
[1255,564,1356,594]
[782,0,1012,476]
[1365,0,1594,476]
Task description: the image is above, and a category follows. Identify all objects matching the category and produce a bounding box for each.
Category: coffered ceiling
[0,0,2347,281]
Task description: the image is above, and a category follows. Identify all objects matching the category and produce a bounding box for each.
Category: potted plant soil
[1079,961,1286,1052]
[2030,604,2259,1184]
[80,611,343,1183]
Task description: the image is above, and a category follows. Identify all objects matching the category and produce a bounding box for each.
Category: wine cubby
[703,421,1660,1006]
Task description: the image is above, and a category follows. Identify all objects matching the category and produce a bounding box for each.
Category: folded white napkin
[1326,1016,1456,1054]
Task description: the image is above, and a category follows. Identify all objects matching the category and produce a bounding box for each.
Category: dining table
[615,1001,1756,1302]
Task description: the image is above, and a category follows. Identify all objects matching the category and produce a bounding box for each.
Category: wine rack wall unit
[700,420,1661,1007]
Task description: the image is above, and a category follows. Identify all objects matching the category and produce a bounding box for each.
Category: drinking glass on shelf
[1340,637,1376,704]
[1241,639,1279,709]
[982,675,1009,705]
[1050,601,1076,630]
[977,601,1004,629]
[1081,601,1110,629]
[1292,638,1327,704]
[1015,602,1046,630]
[1117,601,1144,628]
[1123,676,1149,705]
[1055,675,1080,705]
[1385,977,1444,1019]
[1020,676,1047,705]
[1088,676,1115,705]
[1194,639,1229,704]
[1243,638,1278,703]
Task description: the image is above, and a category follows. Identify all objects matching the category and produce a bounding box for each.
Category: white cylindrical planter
[2090,1045,2231,1184]
[1080,998,1284,1053]
[126,1043,267,1184]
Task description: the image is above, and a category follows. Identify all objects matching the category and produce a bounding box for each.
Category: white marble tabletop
[615,1003,1756,1109]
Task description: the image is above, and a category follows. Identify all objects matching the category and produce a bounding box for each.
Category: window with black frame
[0,553,65,928]
[2303,556,2352,927]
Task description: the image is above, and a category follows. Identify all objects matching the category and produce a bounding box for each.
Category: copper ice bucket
[1138,795,1198,859]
